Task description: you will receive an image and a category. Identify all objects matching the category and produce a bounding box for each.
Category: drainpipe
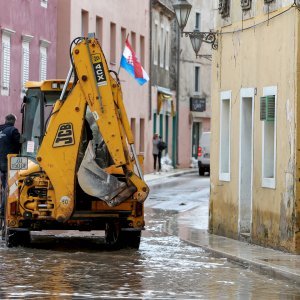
[174,22,180,167]
[149,0,152,121]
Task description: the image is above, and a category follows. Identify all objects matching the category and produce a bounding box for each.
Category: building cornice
[152,0,175,20]
[22,34,34,43]
[40,39,51,48]
[1,28,16,36]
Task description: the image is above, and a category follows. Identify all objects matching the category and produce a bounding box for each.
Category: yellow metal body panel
[25,80,73,91]
[37,84,86,222]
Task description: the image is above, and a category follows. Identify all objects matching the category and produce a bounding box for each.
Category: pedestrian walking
[152,133,161,173]
[0,114,21,216]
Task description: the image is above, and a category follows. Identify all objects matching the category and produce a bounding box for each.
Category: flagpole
[118,34,130,75]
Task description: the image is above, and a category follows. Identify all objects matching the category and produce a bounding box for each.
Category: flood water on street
[0,222,299,298]
[0,230,299,299]
[0,174,299,299]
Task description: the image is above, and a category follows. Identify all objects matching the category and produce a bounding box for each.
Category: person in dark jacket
[0,114,21,217]
[152,133,161,173]
[0,114,21,189]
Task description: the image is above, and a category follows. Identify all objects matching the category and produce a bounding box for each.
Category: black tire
[121,231,141,249]
[105,223,121,249]
[199,167,205,176]
[105,223,141,250]
[5,229,31,248]
[1,219,5,241]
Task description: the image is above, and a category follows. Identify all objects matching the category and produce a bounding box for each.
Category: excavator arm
[36,36,149,222]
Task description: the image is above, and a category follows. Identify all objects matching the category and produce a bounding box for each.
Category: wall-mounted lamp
[172,0,218,54]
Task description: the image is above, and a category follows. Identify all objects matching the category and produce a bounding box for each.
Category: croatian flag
[120,39,149,85]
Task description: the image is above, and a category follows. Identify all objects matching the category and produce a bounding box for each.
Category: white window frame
[195,11,201,31]
[153,21,158,66]
[39,39,50,81]
[160,24,164,68]
[1,28,15,96]
[262,86,277,189]
[21,35,33,96]
[41,0,48,8]
[219,90,231,181]
[165,28,170,71]
[194,65,200,94]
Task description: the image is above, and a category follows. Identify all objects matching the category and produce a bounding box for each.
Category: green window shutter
[260,96,266,120]
[153,113,157,134]
[260,95,275,121]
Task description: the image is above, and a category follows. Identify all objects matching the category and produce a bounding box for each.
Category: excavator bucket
[77,142,126,205]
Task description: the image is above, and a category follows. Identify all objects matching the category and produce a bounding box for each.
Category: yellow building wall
[210,5,299,253]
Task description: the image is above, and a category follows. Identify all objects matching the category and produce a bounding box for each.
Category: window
[165,30,170,70]
[121,27,126,54]
[153,113,157,133]
[131,118,136,140]
[219,0,230,18]
[96,16,103,45]
[261,86,277,189]
[41,0,48,8]
[241,0,252,10]
[140,35,145,67]
[165,115,169,153]
[21,35,33,95]
[153,22,158,65]
[159,114,163,138]
[139,118,145,152]
[81,10,89,37]
[1,29,15,96]
[160,25,164,68]
[194,66,200,93]
[39,40,50,81]
[110,23,116,64]
[219,91,231,181]
[195,12,201,30]
[131,31,136,52]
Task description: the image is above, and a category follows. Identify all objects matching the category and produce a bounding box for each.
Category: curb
[146,169,197,187]
[181,238,300,284]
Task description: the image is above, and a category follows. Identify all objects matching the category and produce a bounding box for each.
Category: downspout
[149,0,152,121]
[175,23,180,167]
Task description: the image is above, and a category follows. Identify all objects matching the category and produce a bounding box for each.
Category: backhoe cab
[2,36,149,249]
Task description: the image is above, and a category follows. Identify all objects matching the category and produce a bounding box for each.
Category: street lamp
[172,0,218,52]
[172,0,192,31]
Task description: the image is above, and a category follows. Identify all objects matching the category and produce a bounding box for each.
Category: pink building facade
[56,0,152,173]
[0,0,57,129]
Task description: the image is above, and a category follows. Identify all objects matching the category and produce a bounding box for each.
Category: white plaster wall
[178,0,213,167]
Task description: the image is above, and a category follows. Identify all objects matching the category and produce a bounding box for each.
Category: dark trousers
[0,171,6,216]
[153,153,161,171]
[0,171,6,189]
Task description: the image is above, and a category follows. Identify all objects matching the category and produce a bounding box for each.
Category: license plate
[10,157,28,170]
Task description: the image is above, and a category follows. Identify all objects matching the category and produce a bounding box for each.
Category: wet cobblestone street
[0,174,299,299]
[0,212,298,298]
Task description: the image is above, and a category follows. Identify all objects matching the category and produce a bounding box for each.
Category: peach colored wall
[178,103,192,168]
[211,3,299,252]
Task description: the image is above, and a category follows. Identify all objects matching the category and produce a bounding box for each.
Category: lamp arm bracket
[183,31,218,50]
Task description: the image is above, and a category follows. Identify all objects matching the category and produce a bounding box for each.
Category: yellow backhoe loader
[1,35,149,249]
